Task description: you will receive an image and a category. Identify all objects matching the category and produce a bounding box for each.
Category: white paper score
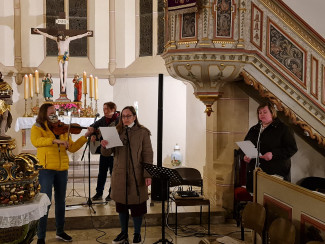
[99,127,123,149]
[236,141,261,158]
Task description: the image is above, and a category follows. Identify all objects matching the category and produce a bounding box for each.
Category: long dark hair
[36,103,54,130]
[116,106,148,134]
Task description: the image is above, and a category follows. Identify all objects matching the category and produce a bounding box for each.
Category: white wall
[21,0,43,67]
[88,0,109,69]
[185,84,206,173]
[115,0,136,68]
[0,0,15,66]
[113,76,187,165]
[282,0,325,38]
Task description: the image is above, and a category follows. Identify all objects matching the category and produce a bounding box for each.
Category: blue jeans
[37,169,68,239]
[96,155,114,196]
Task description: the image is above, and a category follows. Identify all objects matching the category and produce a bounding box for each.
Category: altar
[0,193,50,243]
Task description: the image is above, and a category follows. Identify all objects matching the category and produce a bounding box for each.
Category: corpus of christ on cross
[31,12,93,102]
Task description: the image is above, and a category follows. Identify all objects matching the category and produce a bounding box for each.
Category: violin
[49,121,88,136]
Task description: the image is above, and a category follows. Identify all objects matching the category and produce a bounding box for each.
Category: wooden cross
[31,12,93,38]
[31,12,93,101]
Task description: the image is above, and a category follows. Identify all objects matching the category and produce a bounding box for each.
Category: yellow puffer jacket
[31,121,88,171]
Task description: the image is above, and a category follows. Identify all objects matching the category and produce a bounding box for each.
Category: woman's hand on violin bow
[52,139,69,149]
[84,127,93,138]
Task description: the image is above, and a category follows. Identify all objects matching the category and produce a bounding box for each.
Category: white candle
[94,77,98,100]
[35,70,39,94]
[29,74,34,98]
[24,75,28,99]
[89,75,94,98]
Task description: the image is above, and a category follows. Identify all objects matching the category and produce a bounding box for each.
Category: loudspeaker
[151,178,168,201]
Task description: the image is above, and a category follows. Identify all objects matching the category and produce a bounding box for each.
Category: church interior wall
[113,76,189,167]
[1,0,324,205]
[88,0,109,69]
[282,0,325,38]
[0,0,14,66]
[115,0,136,68]
[21,0,44,67]
[185,84,206,173]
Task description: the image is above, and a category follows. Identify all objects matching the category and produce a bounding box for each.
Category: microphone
[95,113,100,118]
[256,121,263,168]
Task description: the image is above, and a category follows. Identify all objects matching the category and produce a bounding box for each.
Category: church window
[140,0,153,56]
[140,0,165,56]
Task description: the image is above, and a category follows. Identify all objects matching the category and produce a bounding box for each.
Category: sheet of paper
[99,127,123,149]
[236,140,260,158]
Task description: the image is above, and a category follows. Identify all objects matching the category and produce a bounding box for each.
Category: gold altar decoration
[0,138,42,205]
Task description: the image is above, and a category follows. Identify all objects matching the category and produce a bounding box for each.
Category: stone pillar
[203,83,249,212]
[109,0,116,85]
[14,0,22,84]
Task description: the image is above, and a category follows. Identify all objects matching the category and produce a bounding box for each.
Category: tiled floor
[30,224,250,243]
[30,182,252,243]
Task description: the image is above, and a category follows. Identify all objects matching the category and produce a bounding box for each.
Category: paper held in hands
[236,141,261,158]
[99,127,123,149]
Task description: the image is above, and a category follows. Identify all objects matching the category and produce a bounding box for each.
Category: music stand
[143,163,182,244]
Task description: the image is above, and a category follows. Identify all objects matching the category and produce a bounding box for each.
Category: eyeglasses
[122,115,134,119]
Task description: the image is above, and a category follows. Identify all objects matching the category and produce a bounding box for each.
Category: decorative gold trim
[260,0,325,58]
[241,70,325,147]
[177,41,198,45]
[212,40,236,44]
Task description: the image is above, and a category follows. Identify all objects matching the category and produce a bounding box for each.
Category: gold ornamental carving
[0,139,42,205]
[242,71,325,148]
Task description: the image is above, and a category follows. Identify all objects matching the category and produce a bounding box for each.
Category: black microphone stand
[255,122,263,169]
[123,126,140,244]
[66,114,106,213]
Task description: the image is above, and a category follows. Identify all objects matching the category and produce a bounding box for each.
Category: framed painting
[263,194,293,230]
[301,213,325,243]
[180,12,197,40]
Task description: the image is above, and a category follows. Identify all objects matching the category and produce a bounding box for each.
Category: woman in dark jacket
[243,102,298,193]
[101,106,153,244]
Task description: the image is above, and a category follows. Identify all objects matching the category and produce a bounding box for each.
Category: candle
[35,70,39,94]
[24,74,28,99]
[89,75,94,98]
[83,71,87,94]
[29,74,34,98]
[94,77,98,100]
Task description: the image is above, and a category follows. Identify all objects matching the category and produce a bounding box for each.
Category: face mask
[48,114,59,123]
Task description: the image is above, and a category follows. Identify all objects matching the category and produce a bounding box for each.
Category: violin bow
[67,114,73,141]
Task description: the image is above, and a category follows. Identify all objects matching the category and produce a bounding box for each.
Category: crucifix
[31,12,93,102]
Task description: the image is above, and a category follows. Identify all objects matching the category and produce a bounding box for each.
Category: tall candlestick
[89,75,94,98]
[29,74,34,98]
[35,70,39,94]
[83,71,87,94]
[94,77,98,100]
[24,74,28,99]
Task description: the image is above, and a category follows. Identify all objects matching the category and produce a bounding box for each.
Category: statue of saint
[0,72,13,139]
[72,74,82,102]
[42,73,53,101]
[33,28,92,94]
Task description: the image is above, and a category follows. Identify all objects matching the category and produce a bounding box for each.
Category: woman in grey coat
[101,106,153,244]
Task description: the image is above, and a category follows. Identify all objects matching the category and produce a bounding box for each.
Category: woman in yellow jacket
[31,103,92,244]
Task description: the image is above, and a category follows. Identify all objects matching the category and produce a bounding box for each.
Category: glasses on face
[122,115,134,119]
